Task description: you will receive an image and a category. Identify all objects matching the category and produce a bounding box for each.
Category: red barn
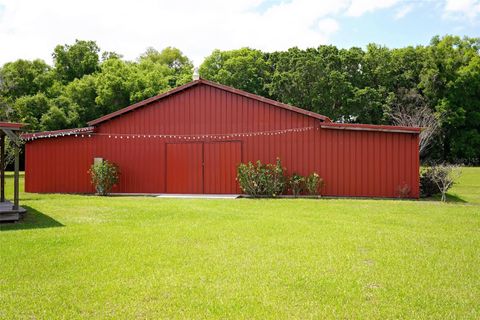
[23,79,420,198]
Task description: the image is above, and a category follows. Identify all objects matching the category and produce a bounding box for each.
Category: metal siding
[25,83,420,198]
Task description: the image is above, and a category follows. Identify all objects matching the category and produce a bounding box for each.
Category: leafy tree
[130,47,192,102]
[138,47,193,88]
[349,86,390,124]
[0,59,54,99]
[63,75,98,124]
[0,96,12,121]
[12,93,53,130]
[94,58,133,114]
[420,35,480,107]
[129,61,171,102]
[53,40,100,82]
[200,48,270,97]
[268,46,355,120]
[440,55,480,162]
[40,106,71,131]
[391,46,426,90]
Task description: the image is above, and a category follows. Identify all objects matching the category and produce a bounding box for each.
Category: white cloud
[317,18,340,34]
[346,0,400,17]
[0,0,404,67]
[394,4,413,20]
[443,0,480,21]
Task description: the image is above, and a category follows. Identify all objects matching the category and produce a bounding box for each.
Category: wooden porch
[0,200,26,222]
[0,122,26,223]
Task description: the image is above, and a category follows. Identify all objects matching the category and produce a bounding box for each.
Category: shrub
[237,158,286,197]
[420,167,441,197]
[289,173,305,197]
[89,160,120,196]
[420,164,462,201]
[397,183,411,198]
[426,164,462,202]
[305,172,324,195]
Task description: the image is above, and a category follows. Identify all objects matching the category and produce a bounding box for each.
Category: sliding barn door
[204,142,242,194]
[166,143,203,193]
[165,141,241,194]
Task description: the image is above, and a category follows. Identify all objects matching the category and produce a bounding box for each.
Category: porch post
[0,133,4,202]
[13,144,19,210]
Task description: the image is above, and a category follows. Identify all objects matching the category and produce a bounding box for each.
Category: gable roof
[87,78,331,126]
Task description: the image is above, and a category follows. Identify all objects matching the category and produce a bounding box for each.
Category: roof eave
[21,126,95,140]
[0,122,26,130]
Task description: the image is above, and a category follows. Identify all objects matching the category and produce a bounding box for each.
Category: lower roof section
[0,122,25,130]
[21,127,95,141]
[320,122,421,134]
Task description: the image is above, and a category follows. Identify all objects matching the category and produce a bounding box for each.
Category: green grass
[1,169,479,319]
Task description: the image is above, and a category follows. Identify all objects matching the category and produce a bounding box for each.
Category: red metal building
[23,79,420,198]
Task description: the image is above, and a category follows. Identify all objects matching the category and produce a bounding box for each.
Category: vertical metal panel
[25,83,420,198]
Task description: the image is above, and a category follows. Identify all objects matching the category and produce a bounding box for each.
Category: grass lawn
[1,168,479,319]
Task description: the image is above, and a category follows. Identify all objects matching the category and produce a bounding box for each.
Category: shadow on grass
[421,193,468,203]
[0,206,64,231]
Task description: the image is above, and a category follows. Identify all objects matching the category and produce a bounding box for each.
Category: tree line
[1,35,479,163]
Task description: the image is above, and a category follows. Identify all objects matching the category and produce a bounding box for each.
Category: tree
[12,93,53,130]
[439,55,480,162]
[40,105,71,131]
[0,96,12,120]
[0,59,54,99]
[428,164,462,202]
[349,86,390,124]
[200,48,270,97]
[94,58,133,114]
[268,46,356,120]
[63,75,99,125]
[138,47,193,88]
[53,40,100,82]
[389,88,440,156]
[2,140,20,171]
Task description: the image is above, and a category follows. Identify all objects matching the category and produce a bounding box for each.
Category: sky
[0,0,479,67]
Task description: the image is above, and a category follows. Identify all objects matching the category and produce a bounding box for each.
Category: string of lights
[23,126,316,141]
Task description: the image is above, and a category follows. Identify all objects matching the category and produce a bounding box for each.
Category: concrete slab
[156,194,240,199]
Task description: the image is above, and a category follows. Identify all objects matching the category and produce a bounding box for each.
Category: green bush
[89,160,119,196]
[305,172,324,195]
[237,158,286,197]
[420,167,441,197]
[289,173,305,197]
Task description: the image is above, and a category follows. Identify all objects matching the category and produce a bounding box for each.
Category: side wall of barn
[25,83,420,198]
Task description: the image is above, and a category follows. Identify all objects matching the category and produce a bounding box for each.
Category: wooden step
[0,212,20,222]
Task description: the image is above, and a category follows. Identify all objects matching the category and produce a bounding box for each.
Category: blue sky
[0,0,479,66]
[332,1,479,48]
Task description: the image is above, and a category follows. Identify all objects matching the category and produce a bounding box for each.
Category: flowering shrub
[289,173,305,197]
[305,172,324,195]
[237,158,286,197]
[89,160,119,196]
